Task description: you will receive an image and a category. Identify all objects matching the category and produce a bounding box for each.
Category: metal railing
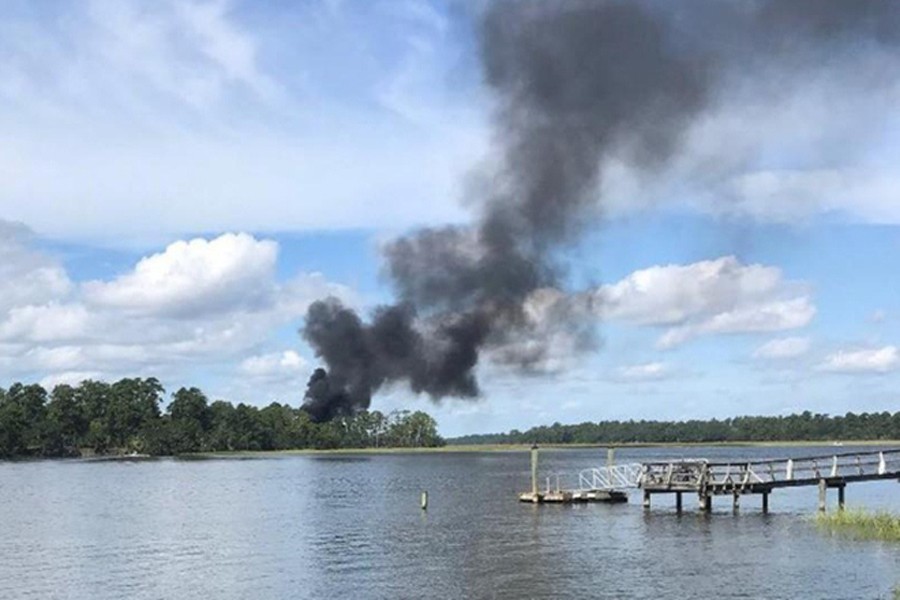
[578,463,643,490]
[540,463,643,493]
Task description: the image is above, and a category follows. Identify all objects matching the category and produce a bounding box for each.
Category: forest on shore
[449,411,900,445]
[0,378,443,459]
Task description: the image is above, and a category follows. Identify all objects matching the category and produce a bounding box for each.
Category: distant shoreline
[3,440,899,462]
[182,439,900,459]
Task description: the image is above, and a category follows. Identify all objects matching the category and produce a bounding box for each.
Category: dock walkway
[520,447,900,511]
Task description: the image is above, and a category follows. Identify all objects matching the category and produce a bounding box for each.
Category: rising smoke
[301,0,900,422]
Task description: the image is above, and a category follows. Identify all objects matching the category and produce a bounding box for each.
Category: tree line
[450,411,900,445]
[0,378,444,459]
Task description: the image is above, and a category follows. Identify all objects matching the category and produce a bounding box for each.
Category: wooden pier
[639,449,900,513]
[520,447,900,511]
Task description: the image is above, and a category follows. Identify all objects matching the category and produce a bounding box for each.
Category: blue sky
[1,0,899,436]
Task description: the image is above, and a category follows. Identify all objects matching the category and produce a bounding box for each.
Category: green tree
[5,383,48,454]
[0,386,26,457]
[105,378,164,451]
[166,387,211,453]
[206,400,236,451]
[46,384,88,452]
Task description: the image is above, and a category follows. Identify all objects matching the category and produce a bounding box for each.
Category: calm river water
[1,445,899,599]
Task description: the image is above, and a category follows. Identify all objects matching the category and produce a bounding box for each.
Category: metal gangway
[538,463,643,494]
[577,463,643,491]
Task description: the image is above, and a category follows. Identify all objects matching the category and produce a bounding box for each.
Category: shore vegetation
[816,509,900,542]
[0,378,443,459]
[450,411,900,446]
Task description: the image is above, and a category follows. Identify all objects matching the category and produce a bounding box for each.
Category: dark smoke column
[301,0,900,421]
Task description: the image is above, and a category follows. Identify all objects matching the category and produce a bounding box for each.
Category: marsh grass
[816,508,900,542]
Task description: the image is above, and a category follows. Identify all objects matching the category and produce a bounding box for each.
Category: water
[1,445,899,599]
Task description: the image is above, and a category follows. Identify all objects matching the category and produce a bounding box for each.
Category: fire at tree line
[2,376,900,459]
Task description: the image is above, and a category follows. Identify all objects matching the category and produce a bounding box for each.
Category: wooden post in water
[699,492,712,512]
[762,491,769,514]
[530,444,539,499]
[837,485,845,511]
[818,478,827,512]
[421,491,428,510]
[643,490,651,509]
[675,492,683,513]
[732,493,740,512]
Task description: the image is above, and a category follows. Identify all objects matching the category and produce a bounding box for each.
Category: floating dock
[519,445,631,504]
[518,489,628,504]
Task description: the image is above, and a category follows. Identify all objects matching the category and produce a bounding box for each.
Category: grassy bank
[816,509,900,542]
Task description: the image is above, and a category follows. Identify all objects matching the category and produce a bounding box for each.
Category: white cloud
[596,256,815,348]
[0,223,72,312]
[1,1,898,248]
[615,362,671,382]
[599,50,900,225]
[39,371,105,391]
[0,224,349,390]
[83,233,277,317]
[0,303,91,343]
[753,337,811,360]
[819,346,900,374]
[0,1,483,244]
[239,350,307,380]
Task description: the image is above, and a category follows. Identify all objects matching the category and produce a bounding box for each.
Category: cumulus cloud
[0,222,72,312]
[239,350,307,380]
[39,371,105,391]
[0,223,348,392]
[819,346,900,374]
[596,256,814,348]
[753,337,811,360]
[84,233,278,317]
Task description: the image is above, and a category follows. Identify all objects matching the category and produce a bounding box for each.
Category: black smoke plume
[302,0,900,422]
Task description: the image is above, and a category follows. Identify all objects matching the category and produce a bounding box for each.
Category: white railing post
[878,452,886,475]
[831,455,838,478]
[786,459,794,481]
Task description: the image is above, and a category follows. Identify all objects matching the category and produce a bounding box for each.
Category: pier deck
[521,448,900,511]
